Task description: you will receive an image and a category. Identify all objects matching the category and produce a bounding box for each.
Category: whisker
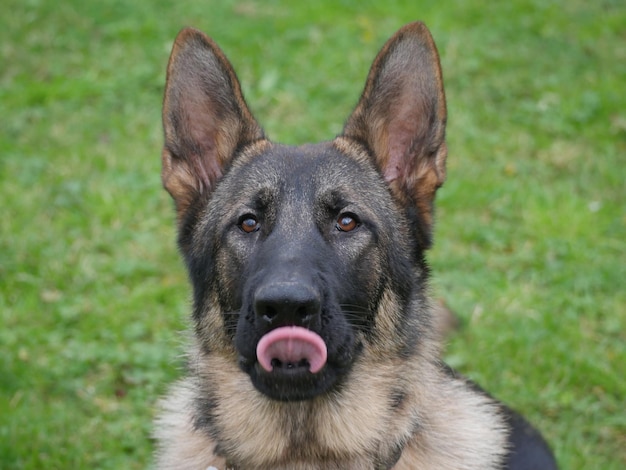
[339,304,373,330]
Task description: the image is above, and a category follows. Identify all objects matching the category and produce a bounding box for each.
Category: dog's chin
[240,360,342,401]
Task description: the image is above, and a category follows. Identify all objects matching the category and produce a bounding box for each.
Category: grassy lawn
[1,0,624,468]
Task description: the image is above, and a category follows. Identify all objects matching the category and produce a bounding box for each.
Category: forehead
[228,142,383,198]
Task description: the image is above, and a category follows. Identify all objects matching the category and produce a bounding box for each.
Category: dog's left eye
[336,213,359,232]
[239,215,260,233]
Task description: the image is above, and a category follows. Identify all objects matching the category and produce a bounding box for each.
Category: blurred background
[1,1,624,468]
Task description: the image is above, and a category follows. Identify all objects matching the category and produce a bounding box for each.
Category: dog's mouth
[239,326,341,401]
[256,326,327,375]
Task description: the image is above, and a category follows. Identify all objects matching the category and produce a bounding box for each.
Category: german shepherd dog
[154,22,558,469]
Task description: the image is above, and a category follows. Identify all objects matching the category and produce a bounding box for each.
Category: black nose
[254,282,321,327]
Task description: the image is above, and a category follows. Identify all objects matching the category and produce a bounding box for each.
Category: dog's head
[161,23,447,401]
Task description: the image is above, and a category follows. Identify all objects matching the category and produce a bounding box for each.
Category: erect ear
[342,22,447,247]
[162,28,265,219]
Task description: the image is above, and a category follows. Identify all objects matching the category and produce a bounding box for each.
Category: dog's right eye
[238,215,260,233]
[336,213,359,232]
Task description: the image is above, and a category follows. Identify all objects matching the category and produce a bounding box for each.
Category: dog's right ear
[162,28,264,219]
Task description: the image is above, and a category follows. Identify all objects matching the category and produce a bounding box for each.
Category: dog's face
[161,23,447,402]
[202,143,415,400]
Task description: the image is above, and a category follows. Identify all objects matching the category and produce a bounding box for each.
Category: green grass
[1,1,624,468]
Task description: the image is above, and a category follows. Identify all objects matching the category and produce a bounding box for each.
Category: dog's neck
[193,346,422,464]
[223,446,403,470]
[219,441,404,469]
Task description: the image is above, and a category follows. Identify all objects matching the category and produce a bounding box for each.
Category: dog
[153,22,558,469]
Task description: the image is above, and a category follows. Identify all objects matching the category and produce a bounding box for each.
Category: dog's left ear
[343,22,447,247]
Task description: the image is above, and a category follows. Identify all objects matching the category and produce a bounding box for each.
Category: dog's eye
[336,213,359,232]
[239,215,260,233]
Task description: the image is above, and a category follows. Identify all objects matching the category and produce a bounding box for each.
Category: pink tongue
[256,326,327,374]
